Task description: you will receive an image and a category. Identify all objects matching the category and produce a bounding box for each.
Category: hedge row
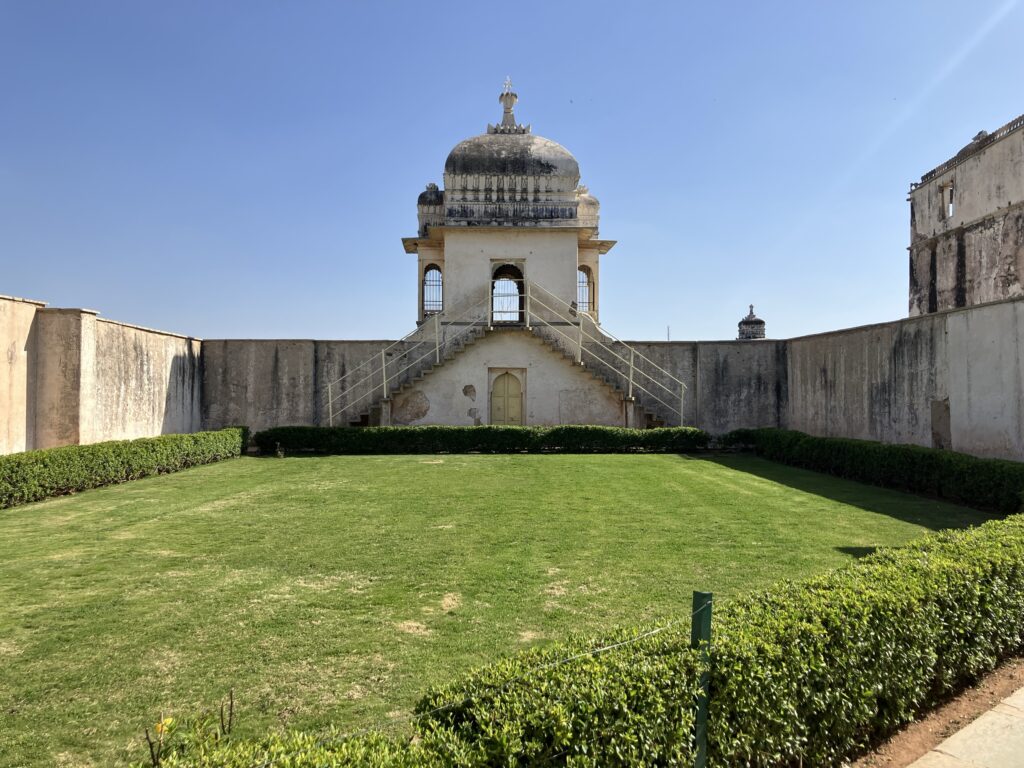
[152,514,1024,767]
[726,428,1024,513]
[0,427,249,509]
[253,424,710,455]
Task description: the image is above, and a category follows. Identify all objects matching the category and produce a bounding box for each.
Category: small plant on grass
[138,690,234,767]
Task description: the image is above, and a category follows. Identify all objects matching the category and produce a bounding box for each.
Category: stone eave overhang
[403,227,615,254]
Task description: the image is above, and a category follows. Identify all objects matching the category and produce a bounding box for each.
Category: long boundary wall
[3,293,1022,461]
[0,296,46,454]
[782,298,1023,459]
[0,295,201,453]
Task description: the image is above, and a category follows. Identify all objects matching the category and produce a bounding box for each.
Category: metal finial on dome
[488,78,530,135]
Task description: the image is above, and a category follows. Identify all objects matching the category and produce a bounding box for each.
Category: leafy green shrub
[705,515,1024,765]
[253,424,710,455]
[415,623,703,766]
[416,515,1024,766]
[141,515,1024,767]
[725,428,1024,513]
[144,729,443,768]
[0,427,248,509]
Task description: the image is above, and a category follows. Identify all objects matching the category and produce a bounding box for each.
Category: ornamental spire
[487,77,530,135]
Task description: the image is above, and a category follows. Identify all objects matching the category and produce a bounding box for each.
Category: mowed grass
[0,454,996,767]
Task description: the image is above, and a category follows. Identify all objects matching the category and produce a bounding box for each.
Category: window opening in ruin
[940,182,955,220]
[577,267,593,313]
[492,264,525,323]
[423,265,443,315]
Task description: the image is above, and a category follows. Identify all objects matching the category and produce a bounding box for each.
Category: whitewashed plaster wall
[390,328,624,427]
[0,295,45,453]
[441,229,580,321]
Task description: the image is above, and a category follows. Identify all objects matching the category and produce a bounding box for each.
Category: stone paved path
[908,686,1024,767]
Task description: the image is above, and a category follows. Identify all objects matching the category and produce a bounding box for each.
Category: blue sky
[2,1,1022,341]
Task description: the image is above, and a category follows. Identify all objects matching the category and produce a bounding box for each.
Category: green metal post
[691,590,713,768]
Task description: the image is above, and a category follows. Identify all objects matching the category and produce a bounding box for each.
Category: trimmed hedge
[415,622,703,766]
[254,424,710,455]
[704,518,1024,764]
[141,730,444,768]
[0,427,249,509]
[148,515,1024,767]
[725,428,1024,513]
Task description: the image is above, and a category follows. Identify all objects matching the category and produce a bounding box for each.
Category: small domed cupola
[417,183,444,206]
[737,305,766,340]
[576,185,600,232]
[416,183,445,236]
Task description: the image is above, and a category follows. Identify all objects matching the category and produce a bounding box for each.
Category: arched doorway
[490,372,523,425]
[491,264,525,324]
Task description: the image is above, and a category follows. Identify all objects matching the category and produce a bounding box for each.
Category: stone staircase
[332,278,686,428]
[350,323,654,427]
[526,325,661,427]
[348,325,488,426]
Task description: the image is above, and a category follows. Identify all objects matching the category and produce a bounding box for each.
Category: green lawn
[0,454,997,767]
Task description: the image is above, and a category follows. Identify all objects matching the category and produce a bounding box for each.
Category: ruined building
[909,113,1024,315]
[2,91,1023,460]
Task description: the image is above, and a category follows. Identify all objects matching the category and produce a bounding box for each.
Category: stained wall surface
[608,340,787,432]
[909,116,1024,315]
[5,294,1023,462]
[784,300,1023,459]
[945,300,1024,459]
[785,315,947,445]
[0,295,45,453]
[199,339,421,433]
[0,297,203,454]
[87,319,202,442]
[197,297,1024,461]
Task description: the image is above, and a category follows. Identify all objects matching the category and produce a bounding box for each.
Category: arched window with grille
[423,265,443,315]
[577,267,593,313]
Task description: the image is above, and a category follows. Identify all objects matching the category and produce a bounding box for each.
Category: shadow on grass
[702,453,999,533]
[835,546,879,559]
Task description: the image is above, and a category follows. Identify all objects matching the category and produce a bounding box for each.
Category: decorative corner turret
[737,305,766,340]
[416,182,445,236]
[487,77,531,135]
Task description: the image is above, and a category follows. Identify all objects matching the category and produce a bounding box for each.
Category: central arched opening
[491,264,525,324]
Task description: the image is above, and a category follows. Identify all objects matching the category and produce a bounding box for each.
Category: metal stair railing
[323,277,688,427]
[522,279,688,425]
[324,290,492,425]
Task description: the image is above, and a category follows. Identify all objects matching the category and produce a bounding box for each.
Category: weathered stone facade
[909,113,1024,315]
[0,294,201,454]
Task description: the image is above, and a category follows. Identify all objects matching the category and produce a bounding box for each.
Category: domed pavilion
[390,81,660,429]
[403,79,614,327]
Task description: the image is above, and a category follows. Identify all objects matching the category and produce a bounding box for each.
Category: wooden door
[490,372,523,425]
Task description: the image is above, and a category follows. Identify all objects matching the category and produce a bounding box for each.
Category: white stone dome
[444,133,579,181]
